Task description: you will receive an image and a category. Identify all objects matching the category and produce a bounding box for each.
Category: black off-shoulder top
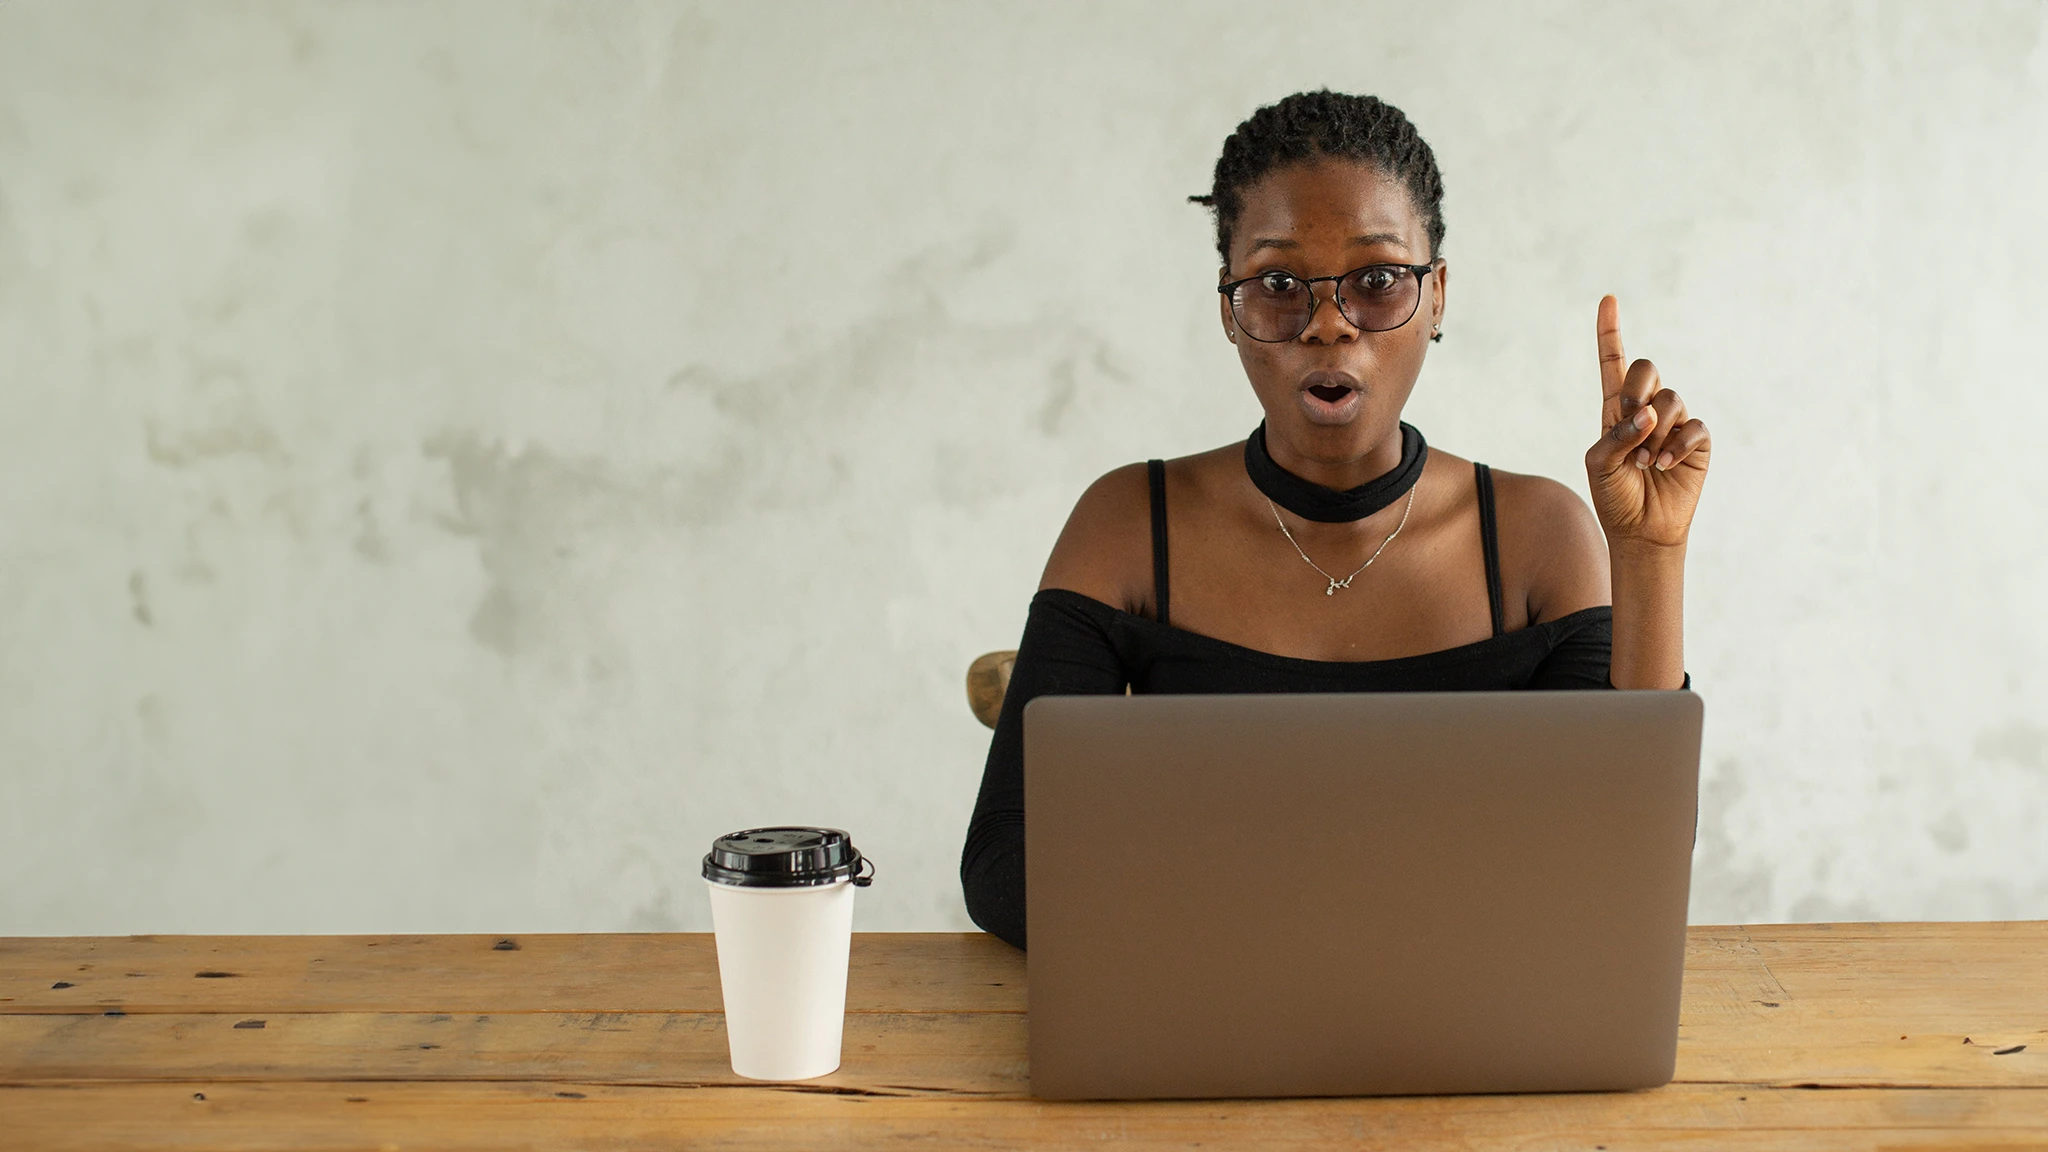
[959,462,1619,949]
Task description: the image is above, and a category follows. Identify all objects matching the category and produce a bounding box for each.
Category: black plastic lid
[702,827,874,889]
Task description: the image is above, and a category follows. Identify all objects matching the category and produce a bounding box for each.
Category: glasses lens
[1230,273,1314,342]
[1336,265,1422,333]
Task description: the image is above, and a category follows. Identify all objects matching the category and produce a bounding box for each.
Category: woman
[961,91,1708,950]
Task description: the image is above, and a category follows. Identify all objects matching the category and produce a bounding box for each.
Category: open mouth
[1297,372,1362,421]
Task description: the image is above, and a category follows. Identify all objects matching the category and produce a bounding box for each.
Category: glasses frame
[1218,261,1441,342]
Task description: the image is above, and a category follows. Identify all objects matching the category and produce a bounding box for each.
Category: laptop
[1023,689,1702,1100]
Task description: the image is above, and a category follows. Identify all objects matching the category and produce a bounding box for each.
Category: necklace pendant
[1325,579,1340,596]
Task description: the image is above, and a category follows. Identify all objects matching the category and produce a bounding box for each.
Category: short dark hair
[1191,90,1445,268]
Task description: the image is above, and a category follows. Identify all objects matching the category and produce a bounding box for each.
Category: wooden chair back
[965,650,1017,729]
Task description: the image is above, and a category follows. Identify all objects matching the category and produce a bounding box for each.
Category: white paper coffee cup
[702,828,874,1081]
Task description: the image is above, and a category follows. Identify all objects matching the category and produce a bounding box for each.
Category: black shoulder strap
[1474,462,1505,638]
[1147,459,1170,627]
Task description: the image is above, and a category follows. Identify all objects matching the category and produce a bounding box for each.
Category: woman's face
[1220,159,1446,464]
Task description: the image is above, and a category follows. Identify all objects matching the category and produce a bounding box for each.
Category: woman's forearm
[1607,540,1688,689]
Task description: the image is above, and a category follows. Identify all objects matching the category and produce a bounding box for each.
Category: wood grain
[0,931,1026,1014]
[3,923,2044,1149]
[2,1007,2039,1093]
[0,1011,1029,1094]
[2,1081,2044,1151]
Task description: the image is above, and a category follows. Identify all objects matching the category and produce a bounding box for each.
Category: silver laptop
[1024,690,1702,1100]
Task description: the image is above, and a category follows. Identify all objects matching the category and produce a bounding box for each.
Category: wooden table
[2,924,2043,1149]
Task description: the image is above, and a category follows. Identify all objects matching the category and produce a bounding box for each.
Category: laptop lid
[1024,690,1702,1100]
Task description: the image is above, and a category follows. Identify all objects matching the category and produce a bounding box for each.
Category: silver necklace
[1267,485,1417,596]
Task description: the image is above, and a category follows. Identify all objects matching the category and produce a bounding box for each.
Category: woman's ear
[1218,268,1237,342]
[1429,258,1449,340]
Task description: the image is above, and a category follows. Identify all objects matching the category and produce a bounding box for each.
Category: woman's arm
[961,591,1129,949]
[1607,540,1687,689]
[964,468,1154,948]
[1582,295,1710,690]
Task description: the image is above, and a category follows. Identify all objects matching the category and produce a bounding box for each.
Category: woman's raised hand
[1584,295,1710,550]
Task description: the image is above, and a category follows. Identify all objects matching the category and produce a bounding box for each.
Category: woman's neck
[1246,421,1427,524]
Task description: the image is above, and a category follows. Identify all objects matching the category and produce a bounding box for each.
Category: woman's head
[1195,91,1445,269]
[1194,92,1448,470]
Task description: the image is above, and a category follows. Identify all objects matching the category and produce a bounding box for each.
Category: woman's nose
[1299,281,1359,344]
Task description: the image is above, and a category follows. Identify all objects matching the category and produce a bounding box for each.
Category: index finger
[1597,294,1626,422]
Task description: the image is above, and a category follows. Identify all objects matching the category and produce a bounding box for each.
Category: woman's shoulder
[1481,465,1602,550]
[1037,461,1152,613]
[1036,444,1243,615]
[1478,463,1609,622]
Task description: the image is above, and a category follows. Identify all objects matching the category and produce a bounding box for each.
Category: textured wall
[2,2,2044,934]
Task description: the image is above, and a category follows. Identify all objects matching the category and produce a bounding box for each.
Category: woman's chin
[1295,387,1363,426]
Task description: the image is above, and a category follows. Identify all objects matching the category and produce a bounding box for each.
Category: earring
[1430,326,1442,343]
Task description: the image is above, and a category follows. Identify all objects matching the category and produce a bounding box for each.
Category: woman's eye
[1358,268,1399,293]
[1258,272,1299,293]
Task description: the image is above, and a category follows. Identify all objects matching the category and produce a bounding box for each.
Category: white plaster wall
[2,1,2044,935]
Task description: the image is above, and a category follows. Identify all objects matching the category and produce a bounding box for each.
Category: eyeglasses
[1218,262,1438,342]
